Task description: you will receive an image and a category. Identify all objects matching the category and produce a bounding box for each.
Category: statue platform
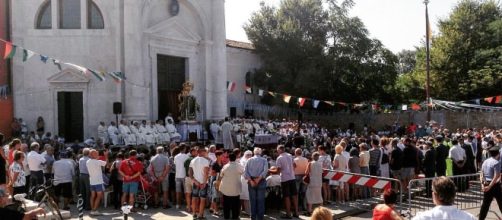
[176,120,202,142]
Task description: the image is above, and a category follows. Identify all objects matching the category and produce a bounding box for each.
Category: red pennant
[411,103,421,111]
[484,97,494,103]
[3,42,13,59]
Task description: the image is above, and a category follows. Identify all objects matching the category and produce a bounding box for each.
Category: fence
[323,169,404,213]
[406,173,482,218]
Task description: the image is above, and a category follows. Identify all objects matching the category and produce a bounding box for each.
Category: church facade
[10,0,261,141]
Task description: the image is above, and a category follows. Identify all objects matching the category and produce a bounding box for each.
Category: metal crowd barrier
[323,169,404,213]
[406,173,482,218]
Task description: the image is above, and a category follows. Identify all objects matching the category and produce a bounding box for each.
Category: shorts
[401,168,415,179]
[90,184,104,192]
[123,182,139,194]
[156,176,169,192]
[391,169,402,180]
[192,183,208,198]
[281,179,298,197]
[175,178,185,193]
[54,182,73,198]
[184,177,193,193]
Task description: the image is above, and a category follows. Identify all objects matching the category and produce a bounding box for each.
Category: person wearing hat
[479,145,502,220]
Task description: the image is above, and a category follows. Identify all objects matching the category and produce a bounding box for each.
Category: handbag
[302,174,310,184]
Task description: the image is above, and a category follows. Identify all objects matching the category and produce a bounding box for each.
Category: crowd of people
[0,116,501,220]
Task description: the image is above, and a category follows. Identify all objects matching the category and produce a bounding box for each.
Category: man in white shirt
[86,149,107,216]
[449,139,466,176]
[189,147,210,219]
[174,145,189,209]
[412,176,475,220]
[27,142,46,186]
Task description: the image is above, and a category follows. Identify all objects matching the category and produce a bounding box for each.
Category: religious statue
[178,81,200,121]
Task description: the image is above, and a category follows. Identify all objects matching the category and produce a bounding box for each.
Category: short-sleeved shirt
[9,162,26,187]
[119,157,144,183]
[412,205,475,220]
[276,152,295,182]
[482,157,500,182]
[27,151,46,172]
[402,146,418,168]
[43,154,55,174]
[189,156,210,183]
[318,154,332,169]
[53,159,75,185]
[184,156,194,177]
[390,147,403,170]
[369,148,381,166]
[212,162,222,173]
[449,145,466,162]
[150,154,169,177]
[79,156,90,174]
[87,159,107,185]
[359,151,370,167]
[174,153,189,178]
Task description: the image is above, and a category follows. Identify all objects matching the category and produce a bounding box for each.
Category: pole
[425,0,431,121]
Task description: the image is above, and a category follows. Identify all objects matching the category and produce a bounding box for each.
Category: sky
[225,0,460,53]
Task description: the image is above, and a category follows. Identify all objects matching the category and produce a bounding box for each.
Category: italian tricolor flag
[227,81,236,92]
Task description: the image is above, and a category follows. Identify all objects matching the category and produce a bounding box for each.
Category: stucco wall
[226,46,262,116]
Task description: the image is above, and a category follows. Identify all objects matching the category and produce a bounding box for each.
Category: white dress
[306,161,323,204]
[239,158,250,200]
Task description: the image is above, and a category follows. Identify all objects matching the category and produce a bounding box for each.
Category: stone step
[21,199,71,219]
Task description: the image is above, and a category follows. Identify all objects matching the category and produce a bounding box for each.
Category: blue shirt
[79,156,89,174]
[482,157,500,182]
[244,156,268,179]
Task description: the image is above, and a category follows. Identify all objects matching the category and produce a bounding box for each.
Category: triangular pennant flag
[88,69,105,81]
[40,55,49,63]
[338,102,347,106]
[402,105,408,111]
[298,97,306,107]
[3,43,16,59]
[22,49,35,62]
[411,103,421,111]
[283,95,291,103]
[108,72,123,83]
[372,104,379,110]
[52,59,62,71]
[474,99,480,105]
[227,81,236,92]
[325,101,334,106]
[484,97,494,103]
[258,89,264,97]
[268,91,276,97]
[64,62,88,75]
[313,100,320,109]
[245,85,252,94]
[495,96,502,104]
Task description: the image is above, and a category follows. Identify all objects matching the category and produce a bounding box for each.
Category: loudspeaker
[113,102,122,114]
[230,107,237,118]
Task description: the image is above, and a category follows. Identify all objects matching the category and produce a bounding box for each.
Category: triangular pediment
[145,17,202,42]
[48,68,90,84]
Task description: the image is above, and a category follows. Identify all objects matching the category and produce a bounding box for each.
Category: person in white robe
[107,121,120,145]
[130,121,146,145]
[221,117,234,150]
[148,121,161,145]
[97,121,108,144]
[165,117,181,142]
[119,120,136,146]
[141,120,156,146]
[155,120,170,144]
[164,114,174,128]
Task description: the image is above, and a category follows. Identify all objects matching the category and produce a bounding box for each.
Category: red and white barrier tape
[323,170,391,190]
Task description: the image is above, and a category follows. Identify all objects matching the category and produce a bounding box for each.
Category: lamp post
[424,0,431,121]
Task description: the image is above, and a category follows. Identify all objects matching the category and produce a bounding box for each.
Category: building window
[36,0,52,29]
[87,0,104,29]
[59,0,81,29]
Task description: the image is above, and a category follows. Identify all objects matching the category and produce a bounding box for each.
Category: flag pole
[424,0,431,121]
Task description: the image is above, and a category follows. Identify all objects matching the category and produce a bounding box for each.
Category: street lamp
[424,0,431,121]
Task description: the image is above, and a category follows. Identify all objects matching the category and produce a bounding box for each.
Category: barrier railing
[406,173,482,218]
[323,169,404,213]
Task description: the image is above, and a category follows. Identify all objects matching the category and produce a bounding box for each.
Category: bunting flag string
[298,97,306,107]
[0,38,126,83]
[227,81,236,92]
[258,89,264,97]
[313,100,320,109]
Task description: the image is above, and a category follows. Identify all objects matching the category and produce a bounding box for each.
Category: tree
[244,0,398,104]
[397,49,417,74]
[429,0,502,100]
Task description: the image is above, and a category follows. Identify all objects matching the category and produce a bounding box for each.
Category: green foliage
[245,0,399,103]
[422,0,502,100]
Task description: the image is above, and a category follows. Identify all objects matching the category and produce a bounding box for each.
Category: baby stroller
[135,174,156,210]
